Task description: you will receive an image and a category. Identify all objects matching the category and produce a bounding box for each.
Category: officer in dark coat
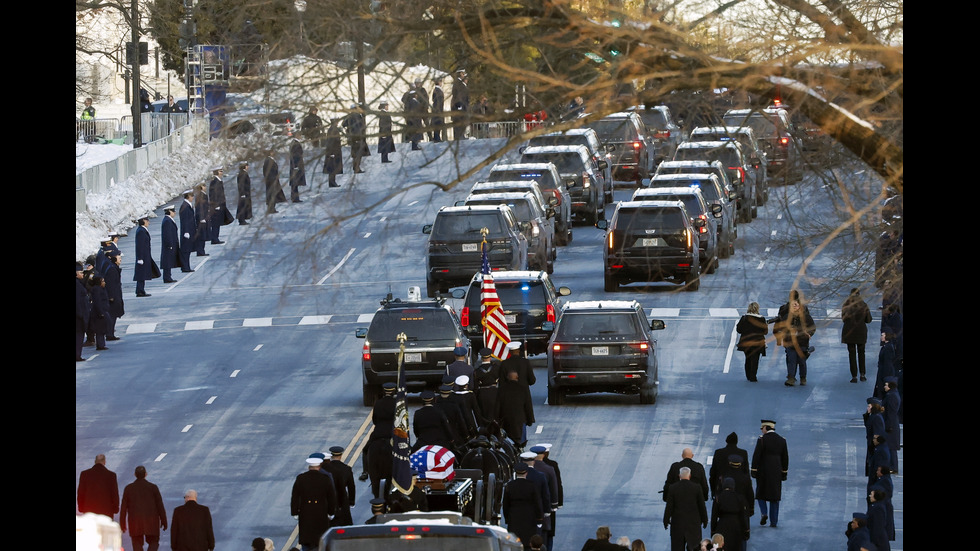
[867,489,890,551]
[450,69,470,140]
[119,465,168,551]
[841,288,873,382]
[450,375,483,436]
[663,466,708,551]
[709,432,750,498]
[170,489,214,551]
[90,274,111,349]
[236,161,252,224]
[882,377,900,470]
[864,397,886,476]
[301,106,323,146]
[133,216,156,297]
[499,341,535,432]
[846,512,874,551]
[711,478,749,551]
[207,166,227,244]
[361,382,397,482]
[663,448,709,503]
[752,419,789,528]
[76,263,91,361]
[323,118,344,187]
[402,89,423,150]
[473,348,500,426]
[342,104,369,173]
[496,365,534,448]
[160,206,179,283]
[434,383,468,449]
[520,452,552,537]
[412,391,455,451]
[263,152,281,214]
[376,101,395,163]
[77,453,119,519]
[502,462,543,550]
[322,446,356,527]
[289,138,306,203]
[193,184,210,256]
[178,190,196,271]
[430,77,445,142]
[104,252,125,340]
[291,455,338,549]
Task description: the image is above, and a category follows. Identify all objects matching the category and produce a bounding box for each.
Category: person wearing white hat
[451,374,482,437]
[291,453,338,549]
[132,215,157,297]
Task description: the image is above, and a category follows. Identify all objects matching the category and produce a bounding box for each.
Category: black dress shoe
[107,336,120,341]
[197,253,210,257]
[760,514,768,526]
[164,279,177,283]
[292,199,303,203]
[239,220,249,225]
[181,268,195,272]
[136,292,152,297]
[355,169,365,173]
[211,240,225,244]
[76,357,86,362]
[96,346,109,351]
[358,472,369,482]
[329,183,340,188]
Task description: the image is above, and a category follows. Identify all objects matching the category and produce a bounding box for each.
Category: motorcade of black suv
[422,205,529,298]
[519,145,607,225]
[688,125,769,205]
[460,191,556,274]
[631,186,720,275]
[355,287,468,406]
[546,299,666,405]
[456,270,571,357]
[629,104,684,164]
[722,107,804,185]
[586,111,654,186]
[672,140,757,223]
[483,166,573,245]
[596,200,703,291]
[648,172,736,258]
[519,128,614,203]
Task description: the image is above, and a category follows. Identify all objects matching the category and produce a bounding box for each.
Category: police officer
[291,453,338,550]
[322,446,356,527]
[412,390,454,451]
[473,348,500,425]
[752,419,789,528]
[361,382,397,482]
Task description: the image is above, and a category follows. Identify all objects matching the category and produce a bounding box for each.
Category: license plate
[592,346,609,356]
[462,243,478,252]
[405,352,422,363]
[505,314,517,324]
[640,237,665,247]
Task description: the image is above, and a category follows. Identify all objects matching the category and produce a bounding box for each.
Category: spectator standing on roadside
[77,453,119,519]
[263,150,281,214]
[323,118,344,187]
[841,288,873,383]
[430,77,445,142]
[208,166,228,244]
[194,183,210,256]
[236,161,252,225]
[160,205,179,283]
[289,138,306,203]
[342,104,369,173]
[301,106,323,147]
[120,465,168,551]
[178,190,196,270]
[133,215,157,297]
[451,69,470,140]
[80,97,97,142]
[377,101,395,163]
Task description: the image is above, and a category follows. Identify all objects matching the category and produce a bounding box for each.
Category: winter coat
[841,295,872,344]
[736,313,768,355]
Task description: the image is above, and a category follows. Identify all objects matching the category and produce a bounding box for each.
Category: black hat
[884,376,898,385]
[867,397,882,406]
[370,497,386,511]
[383,382,397,394]
[479,347,493,358]
[852,512,868,521]
[329,446,344,456]
[722,477,735,490]
[439,384,453,394]
[514,461,527,474]
[420,390,435,402]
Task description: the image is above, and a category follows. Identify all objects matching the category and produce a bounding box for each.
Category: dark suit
[430,85,445,141]
[120,478,168,551]
[170,500,214,551]
[208,175,227,243]
[132,225,155,294]
[178,199,195,269]
[160,215,179,280]
[663,478,707,551]
[77,462,119,518]
[76,277,90,359]
[710,489,749,551]
[323,459,357,526]
[263,156,281,213]
[194,188,210,254]
[413,404,454,450]
[289,139,306,201]
[291,469,338,548]
[104,260,124,337]
[502,477,542,550]
[663,458,709,502]
[237,168,252,222]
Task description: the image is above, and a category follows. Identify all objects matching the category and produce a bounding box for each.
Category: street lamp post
[294,0,307,55]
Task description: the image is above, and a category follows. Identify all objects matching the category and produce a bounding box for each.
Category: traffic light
[126,41,149,65]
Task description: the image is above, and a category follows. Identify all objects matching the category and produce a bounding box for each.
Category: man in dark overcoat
[412,391,455,451]
[236,161,252,225]
[120,465,168,551]
[710,478,749,551]
[193,184,210,256]
[133,216,156,297]
[663,448,709,503]
[289,138,306,203]
[323,118,344,187]
[76,263,91,361]
[104,253,124,340]
[377,101,395,163]
[451,69,470,140]
[496,365,534,448]
[882,377,901,471]
[520,452,552,538]
[402,88,423,150]
[263,152,281,214]
[435,384,468,449]
[751,419,789,528]
[473,348,500,424]
[841,288,873,382]
[502,462,543,550]
[342,104,369,173]
[301,106,323,146]
[291,455,338,550]
[160,206,179,283]
[430,77,445,142]
[322,446,356,527]
[709,432,749,498]
[207,167,227,244]
[178,190,196,270]
[360,382,396,482]
[77,453,119,519]
[170,489,214,551]
[663,466,708,551]
[90,274,111,349]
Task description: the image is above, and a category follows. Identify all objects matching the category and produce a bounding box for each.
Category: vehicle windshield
[527,135,588,151]
[431,213,505,238]
[520,153,582,174]
[487,171,557,192]
[638,194,702,216]
[615,208,687,231]
[589,119,639,142]
[674,147,739,167]
[328,535,497,551]
[467,200,533,221]
[366,309,459,341]
[723,114,776,137]
[556,312,643,340]
[638,109,668,130]
[466,279,547,310]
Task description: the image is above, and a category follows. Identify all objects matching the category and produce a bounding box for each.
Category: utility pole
[130,0,142,148]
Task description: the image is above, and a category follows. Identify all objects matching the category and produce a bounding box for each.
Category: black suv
[355,289,468,406]
[422,205,529,298]
[546,300,665,405]
[672,140,757,223]
[519,144,607,224]
[586,112,654,186]
[597,200,703,291]
[457,270,571,357]
[630,104,684,164]
[722,107,804,185]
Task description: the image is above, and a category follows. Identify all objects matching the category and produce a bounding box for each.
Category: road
[76,138,902,550]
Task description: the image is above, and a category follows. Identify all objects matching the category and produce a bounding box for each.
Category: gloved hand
[137,260,144,265]
[184,233,190,239]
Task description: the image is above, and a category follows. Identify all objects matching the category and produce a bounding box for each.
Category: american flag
[391,337,413,493]
[481,239,512,360]
[410,445,457,481]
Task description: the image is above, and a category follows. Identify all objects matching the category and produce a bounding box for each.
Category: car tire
[640,387,657,405]
[752,205,758,218]
[604,272,618,292]
[719,237,730,259]
[548,385,564,406]
[362,384,379,407]
[426,279,437,298]
[684,270,700,292]
[707,255,718,274]
[556,223,568,246]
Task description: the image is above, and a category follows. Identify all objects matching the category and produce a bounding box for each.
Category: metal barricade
[76,118,121,143]
[469,121,525,139]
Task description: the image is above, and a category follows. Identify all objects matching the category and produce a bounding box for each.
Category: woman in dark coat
[236,161,252,224]
[376,101,395,162]
[735,302,768,382]
[841,288,873,382]
[710,478,749,550]
[323,118,344,187]
[89,275,111,350]
[104,253,124,340]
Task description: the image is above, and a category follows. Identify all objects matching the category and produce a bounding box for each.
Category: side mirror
[518,145,527,154]
[650,319,666,331]
[355,328,367,338]
[547,195,558,206]
[422,224,432,234]
[454,200,466,207]
[710,204,723,218]
[542,321,555,332]
[564,178,577,188]
[546,207,556,219]
[519,221,531,232]
[557,286,571,296]
[451,288,466,299]
[693,218,707,229]
[597,160,609,170]
[596,219,609,230]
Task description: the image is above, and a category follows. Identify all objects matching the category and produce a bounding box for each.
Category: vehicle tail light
[461,307,470,327]
[362,342,371,361]
[779,137,790,146]
[582,173,591,188]
[546,304,556,323]
[552,343,561,353]
[773,98,782,107]
[551,189,562,205]
[632,141,642,149]
[728,166,745,183]
[653,131,669,140]
[698,215,708,234]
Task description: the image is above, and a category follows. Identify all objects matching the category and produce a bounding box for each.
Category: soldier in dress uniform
[473,347,500,423]
[361,382,397,483]
[160,205,179,283]
[322,446,356,527]
[451,375,482,437]
[751,419,789,528]
[529,445,559,550]
[290,454,338,550]
[435,383,468,450]
[412,390,455,451]
[363,498,387,524]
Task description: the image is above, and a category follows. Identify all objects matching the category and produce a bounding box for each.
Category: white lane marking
[182,425,192,432]
[154,453,167,462]
[826,309,841,318]
[357,313,375,323]
[713,425,720,434]
[710,308,740,317]
[206,396,216,404]
[408,200,419,206]
[299,315,332,325]
[253,344,263,351]
[719,394,726,404]
[230,370,240,378]
[757,260,766,270]
[244,318,273,327]
[363,232,372,238]
[765,246,771,253]
[723,323,738,374]
[379,216,387,222]
[186,320,214,330]
[648,308,680,317]
[776,213,783,220]
[535,425,543,434]
[317,248,357,285]
[126,323,157,334]
[770,230,777,237]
